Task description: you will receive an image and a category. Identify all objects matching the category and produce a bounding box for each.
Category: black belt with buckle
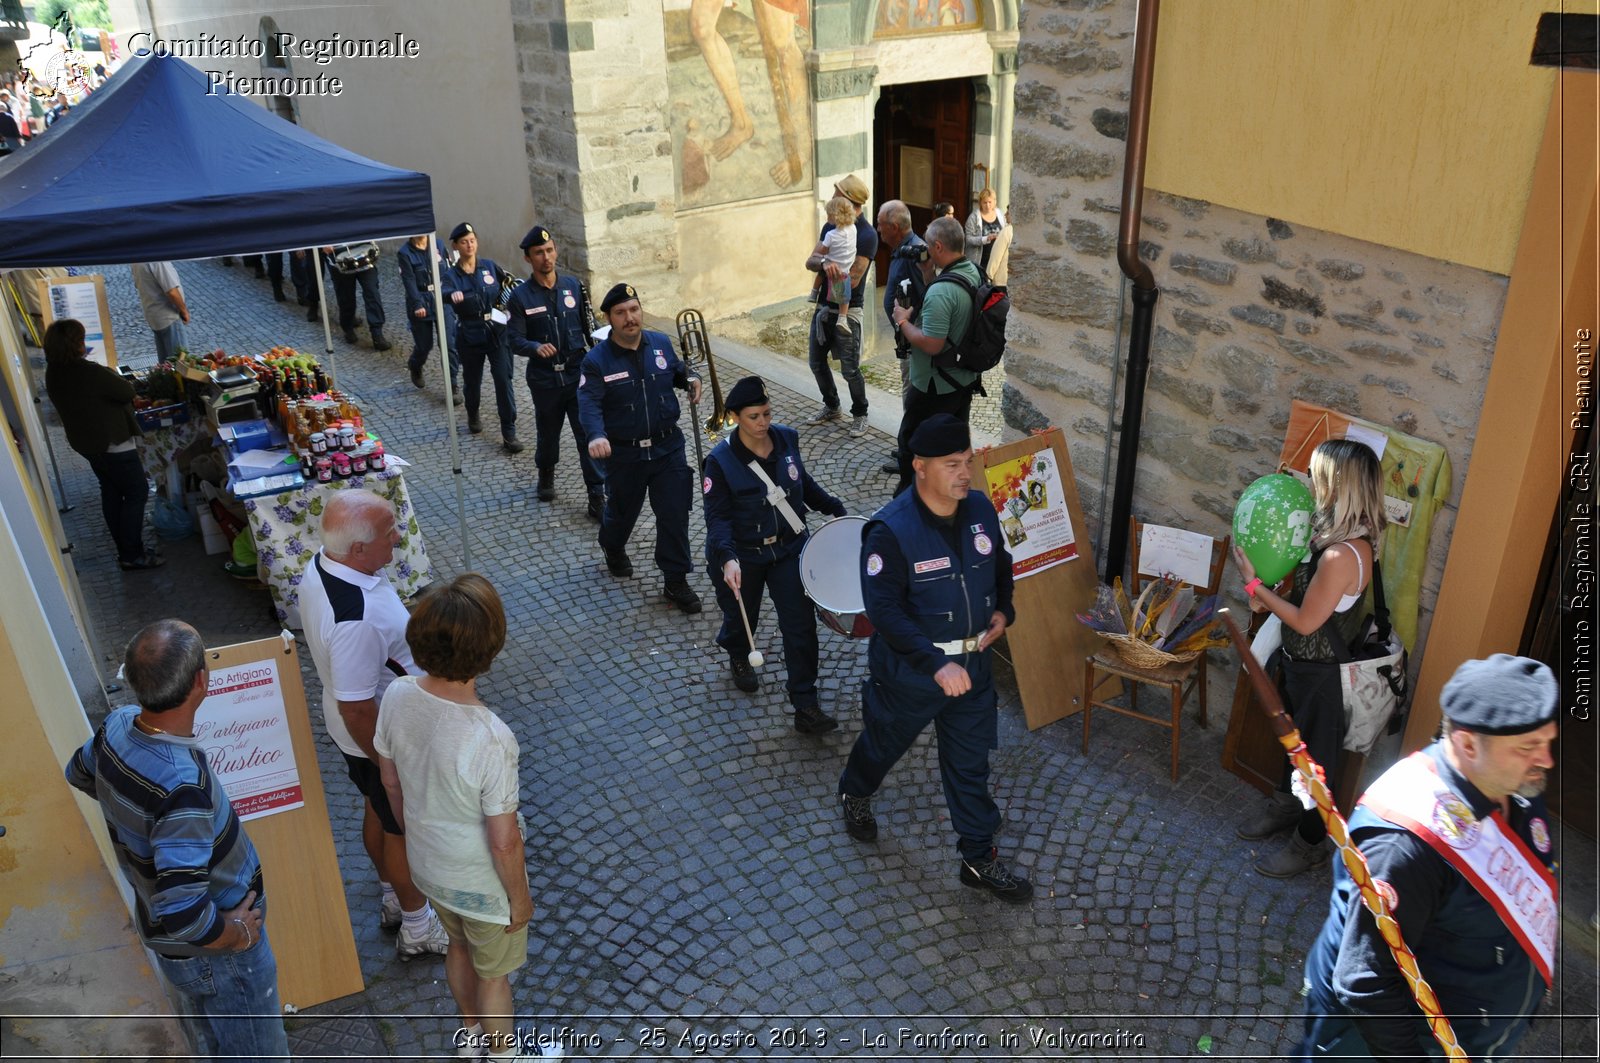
[757,531,800,547]
[614,430,675,449]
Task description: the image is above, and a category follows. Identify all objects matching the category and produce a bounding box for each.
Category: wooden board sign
[974,429,1101,729]
[203,635,362,1010]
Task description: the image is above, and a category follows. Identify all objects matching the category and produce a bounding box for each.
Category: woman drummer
[703,376,847,734]
[1233,438,1386,878]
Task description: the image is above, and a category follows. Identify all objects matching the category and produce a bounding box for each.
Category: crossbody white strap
[745,459,805,535]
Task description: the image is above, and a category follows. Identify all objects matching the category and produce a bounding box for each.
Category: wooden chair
[1082,519,1231,781]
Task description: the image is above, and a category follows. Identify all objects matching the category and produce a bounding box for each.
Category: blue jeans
[807,303,867,416]
[155,929,289,1062]
[152,321,186,362]
[85,447,150,563]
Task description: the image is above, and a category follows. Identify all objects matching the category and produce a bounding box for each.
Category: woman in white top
[375,575,562,1061]
[1232,439,1387,878]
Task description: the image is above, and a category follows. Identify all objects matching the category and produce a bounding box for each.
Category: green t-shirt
[910,260,981,395]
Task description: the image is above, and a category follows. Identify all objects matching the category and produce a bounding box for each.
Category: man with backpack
[889,214,1005,496]
[876,199,932,474]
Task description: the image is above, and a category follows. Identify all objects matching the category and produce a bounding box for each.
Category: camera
[892,279,913,359]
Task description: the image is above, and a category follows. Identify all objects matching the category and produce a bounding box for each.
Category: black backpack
[927,267,1008,387]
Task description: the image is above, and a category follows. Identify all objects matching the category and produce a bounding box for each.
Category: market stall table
[242,462,431,628]
[135,413,206,497]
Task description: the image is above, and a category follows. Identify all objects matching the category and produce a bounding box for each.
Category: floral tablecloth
[136,417,207,497]
[242,465,432,628]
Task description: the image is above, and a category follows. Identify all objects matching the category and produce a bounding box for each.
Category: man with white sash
[1301,654,1559,1061]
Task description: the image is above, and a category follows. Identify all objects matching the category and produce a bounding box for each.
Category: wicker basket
[1097,632,1201,669]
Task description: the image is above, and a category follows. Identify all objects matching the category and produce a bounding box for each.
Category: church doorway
[872,78,974,285]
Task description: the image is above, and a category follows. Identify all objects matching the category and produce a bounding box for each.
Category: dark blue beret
[1441,654,1558,735]
[909,413,970,458]
[600,283,638,314]
[448,222,475,243]
[724,376,768,412]
[520,225,553,251]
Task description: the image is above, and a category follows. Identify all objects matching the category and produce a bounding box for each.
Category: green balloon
[1232,474,1315,586]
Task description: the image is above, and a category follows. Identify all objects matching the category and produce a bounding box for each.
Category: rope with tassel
[1220,613,1465,1061]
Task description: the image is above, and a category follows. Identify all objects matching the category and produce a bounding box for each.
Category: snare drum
[332,243,379,274]
[800,515,875,639]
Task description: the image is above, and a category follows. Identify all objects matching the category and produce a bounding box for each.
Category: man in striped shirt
[65,619,288,1060]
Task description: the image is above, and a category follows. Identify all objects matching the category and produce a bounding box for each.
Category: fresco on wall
[665,0,813,209]
[875,0,982,36]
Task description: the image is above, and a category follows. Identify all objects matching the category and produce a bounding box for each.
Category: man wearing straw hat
[1299,654,1559,1060]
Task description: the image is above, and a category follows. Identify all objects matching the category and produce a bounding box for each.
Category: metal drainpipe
[1103,0,1162,584]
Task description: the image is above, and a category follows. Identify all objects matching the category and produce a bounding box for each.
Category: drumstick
[734,590,764,668]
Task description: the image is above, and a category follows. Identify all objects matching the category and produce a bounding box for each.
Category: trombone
[675,308,729,472]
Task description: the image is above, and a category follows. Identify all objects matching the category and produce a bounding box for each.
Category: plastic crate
[135,403,190,431]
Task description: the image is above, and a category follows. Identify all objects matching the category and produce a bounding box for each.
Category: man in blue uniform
[578,283,703,614]
[324,244,391,351]
[703,376,846,733]
[396,233,460,403]
[444,223,523,454]
[837,414,1030,903]
[1300,654,1559,1061]
[802,173,877,435]
[506,225,605,519]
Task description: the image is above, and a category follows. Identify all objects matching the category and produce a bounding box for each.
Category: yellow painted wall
[1146,0,1590,275]
[0,510,183,1053]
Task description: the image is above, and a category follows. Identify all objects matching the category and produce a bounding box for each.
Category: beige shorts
[433,905,529,979]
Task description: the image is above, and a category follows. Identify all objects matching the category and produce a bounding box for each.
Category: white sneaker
[849,414,870,437]
[395,911,449,960]
[501,1033,565,1061]
[378,893,402,933]
[804,406,842,425]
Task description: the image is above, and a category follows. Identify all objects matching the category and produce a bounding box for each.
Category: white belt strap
[745,459,805,535]
[934,635,985,655]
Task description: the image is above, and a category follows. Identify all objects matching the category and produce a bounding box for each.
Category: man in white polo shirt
[299,489,447,960]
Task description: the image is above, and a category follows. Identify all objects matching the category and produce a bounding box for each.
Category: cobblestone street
[38,255,1597,1061]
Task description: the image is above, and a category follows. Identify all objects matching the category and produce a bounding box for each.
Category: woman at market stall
[42,318,164,571]
[1232,439,1384,877]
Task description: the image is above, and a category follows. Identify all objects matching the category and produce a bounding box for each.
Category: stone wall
[511,0,588,271]
[1007,0,1510,670]
[544,0,685,302]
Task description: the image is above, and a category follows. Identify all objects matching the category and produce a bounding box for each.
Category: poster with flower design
[983,449,1077,578]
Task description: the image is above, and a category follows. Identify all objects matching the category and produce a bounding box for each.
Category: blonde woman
[963,188,1006,273]
[1232,439,1387,877]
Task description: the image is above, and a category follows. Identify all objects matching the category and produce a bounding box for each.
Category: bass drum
[800,515,875,638]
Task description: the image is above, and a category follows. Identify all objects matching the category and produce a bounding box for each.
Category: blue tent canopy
[0,53,434,267]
